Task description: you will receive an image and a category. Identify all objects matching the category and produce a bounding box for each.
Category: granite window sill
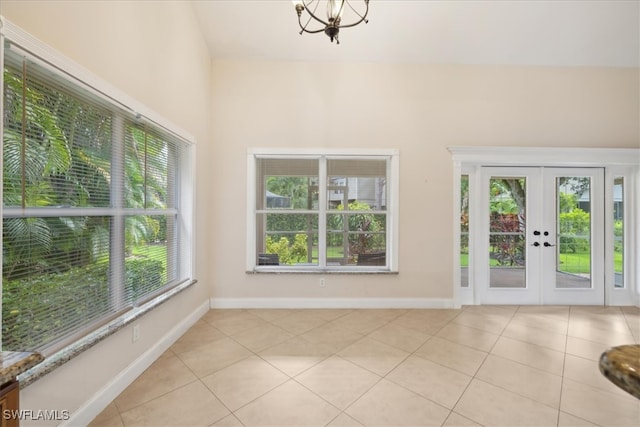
[18,279,197,387]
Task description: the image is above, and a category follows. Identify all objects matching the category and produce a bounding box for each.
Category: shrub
[2,258,164,351]
[613,220,624,252]
[559,209,590,253]
[125,258,164,300]
[489,213,525,266]
[266,234,308,264]
[329,201,385,255]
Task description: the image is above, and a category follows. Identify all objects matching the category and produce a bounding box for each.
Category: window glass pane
[253,155,393,270]
[125,127,178,209]
[327,159,387,211]
[257,213,318,265]
[2,216,111,351]
[460,174,469,287]
[125,215,176,301]
[489,177,526,288]
[3,61,112,208]
[614,177,624,288]
[327,212,386,266]
[256,159,319,210]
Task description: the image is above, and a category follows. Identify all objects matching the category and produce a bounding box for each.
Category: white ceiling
[192,0,639,67]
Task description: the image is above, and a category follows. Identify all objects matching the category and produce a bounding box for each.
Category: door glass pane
[614,177,624,288]
[557,177,591,288]
[461,175,469,287]
[489,177,526,288]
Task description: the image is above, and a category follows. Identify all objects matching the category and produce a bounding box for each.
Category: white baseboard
[62,300,209,427]
[455,288,474,308]
[210,297,454,309]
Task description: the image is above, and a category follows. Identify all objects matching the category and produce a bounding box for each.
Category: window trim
[247,148,399,273]
[1,17,196,360]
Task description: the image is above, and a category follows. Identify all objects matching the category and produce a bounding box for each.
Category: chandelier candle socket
[292,0,369,44]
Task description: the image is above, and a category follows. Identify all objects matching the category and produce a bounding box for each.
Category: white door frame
[476,166,606,305]
[476,167,541,305]
[449,147,639,307]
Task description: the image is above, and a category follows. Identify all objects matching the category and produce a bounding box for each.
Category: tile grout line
[440,305,522,426]
[260,310,398,427]
[557,305,571,427]
[91,306,640,427]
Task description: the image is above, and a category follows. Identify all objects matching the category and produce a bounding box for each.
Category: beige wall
[210,60,639,302]
[1,0,639,421]
[1,0,212,423]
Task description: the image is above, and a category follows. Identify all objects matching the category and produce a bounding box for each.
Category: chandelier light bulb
[327,0,344,22]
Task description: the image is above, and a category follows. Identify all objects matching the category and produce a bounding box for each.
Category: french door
[477,167,604,305]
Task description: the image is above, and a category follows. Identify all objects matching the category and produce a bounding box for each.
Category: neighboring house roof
[579,184,622,202]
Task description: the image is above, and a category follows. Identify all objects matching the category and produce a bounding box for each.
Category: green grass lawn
[613,251,623,273]
[557,252,590,273]
[460,253,468,267]
[460,251,623,273]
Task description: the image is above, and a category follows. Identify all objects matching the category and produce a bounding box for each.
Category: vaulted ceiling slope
[192,0,639,68]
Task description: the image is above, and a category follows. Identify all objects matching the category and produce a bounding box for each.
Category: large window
[1,31,194,353]
[248,151,398,271]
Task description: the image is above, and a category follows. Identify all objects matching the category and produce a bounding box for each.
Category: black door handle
[532,242,540,247]
[544,242,556,247]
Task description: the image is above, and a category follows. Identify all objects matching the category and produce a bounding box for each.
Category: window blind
[2,44,190,354]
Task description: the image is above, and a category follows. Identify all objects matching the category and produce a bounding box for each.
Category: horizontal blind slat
[2,44,191,353]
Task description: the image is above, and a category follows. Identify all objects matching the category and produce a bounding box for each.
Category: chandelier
[292,0,369,44]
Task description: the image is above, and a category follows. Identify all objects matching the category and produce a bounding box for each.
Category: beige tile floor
[90,306,640,427]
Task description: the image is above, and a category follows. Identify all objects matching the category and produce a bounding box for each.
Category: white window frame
[247,148,399,273]
[0,17,196,355]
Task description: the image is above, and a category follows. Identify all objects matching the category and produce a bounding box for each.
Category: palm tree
[2,65,168,279]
